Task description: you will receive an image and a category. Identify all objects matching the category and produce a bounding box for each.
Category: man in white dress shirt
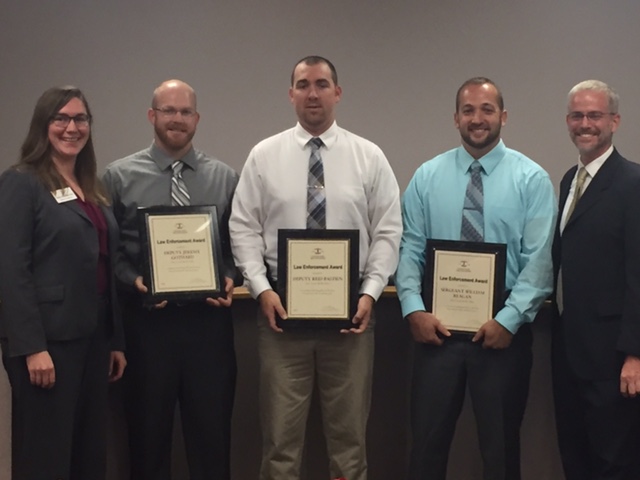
[229,55,402,480]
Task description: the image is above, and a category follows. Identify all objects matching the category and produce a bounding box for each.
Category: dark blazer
[0,169,124,357]
[552,149,640,380]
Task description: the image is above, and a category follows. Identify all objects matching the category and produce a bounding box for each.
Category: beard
[154,123,196,154]
[460,125,501,151]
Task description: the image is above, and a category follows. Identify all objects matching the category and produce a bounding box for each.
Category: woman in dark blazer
[0,86,126,480]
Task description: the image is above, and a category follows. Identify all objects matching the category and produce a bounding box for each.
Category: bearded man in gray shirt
[103,79,238,480]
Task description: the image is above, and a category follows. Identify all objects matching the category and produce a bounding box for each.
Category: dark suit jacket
[0,169,124,357]
[552,149,640,380]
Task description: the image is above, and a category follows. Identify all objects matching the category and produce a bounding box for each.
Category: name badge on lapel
[51,187,77,203]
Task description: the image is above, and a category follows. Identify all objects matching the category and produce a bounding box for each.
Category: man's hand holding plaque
[259,289,287,333]
[134,274,235,309]
[408,310,512,350]
[262,287,373,334]
[340,294,374,334]
[134,276,168,309]
[407,311,451,345]
[205,276,234,308]
[472,319,513,349]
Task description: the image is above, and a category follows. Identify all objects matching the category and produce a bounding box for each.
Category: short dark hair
[290,56,338,86]
[17,86,108,205]
[455,77,504,111]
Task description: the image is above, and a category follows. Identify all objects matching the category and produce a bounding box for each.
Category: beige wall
[2,1,639,478]
[1,1,639,187]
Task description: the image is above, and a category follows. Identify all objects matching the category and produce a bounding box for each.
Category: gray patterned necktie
[170,160,190,206]
[307,137,326,229]
[461,161,484,242]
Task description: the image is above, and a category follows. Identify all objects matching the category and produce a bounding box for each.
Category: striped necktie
[307,137,326,229]
[170,160,190,206]
[460,161,484,242]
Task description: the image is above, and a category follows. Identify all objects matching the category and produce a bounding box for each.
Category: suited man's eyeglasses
[567,111,614,123]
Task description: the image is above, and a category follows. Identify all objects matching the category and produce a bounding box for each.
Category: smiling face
[47,97,90,164]
[567,89,619,164]
[454,83,507,159]
[289,61,342,136]
[148,80,200,158]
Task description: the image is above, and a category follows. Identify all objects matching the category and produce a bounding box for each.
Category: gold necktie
[557,167,589,313]
[565,167,588,221]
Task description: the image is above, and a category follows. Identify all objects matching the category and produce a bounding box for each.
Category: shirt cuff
[400,294,426,319]
[494,305,524,334]
[248,275,273,300]
[360,278,385,302]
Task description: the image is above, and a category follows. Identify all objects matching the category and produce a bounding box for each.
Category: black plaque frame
[137,205,226,305]
[276,229,360,330]
[422,239,507,333]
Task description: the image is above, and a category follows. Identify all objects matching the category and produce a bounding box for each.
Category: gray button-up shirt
[103,142,239,290]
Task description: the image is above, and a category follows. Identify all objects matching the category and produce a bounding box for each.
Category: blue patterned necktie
[307,137,326,229]
[170,160,190,206]
[461,161,484,242]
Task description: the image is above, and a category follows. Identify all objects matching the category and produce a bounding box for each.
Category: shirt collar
[456,139,506,175]
[579,145,613,179]
[293,121,338,150]
[150,141,198,172]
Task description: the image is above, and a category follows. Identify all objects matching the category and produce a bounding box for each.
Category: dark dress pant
[2,301,110,480]
[408,325,532,480]
[122,300,236,480]
[552,331,640,480]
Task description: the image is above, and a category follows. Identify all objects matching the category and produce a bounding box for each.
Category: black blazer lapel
[558,166,576,218]
[553,166,575,285]
[60,197,92,224]
[564,151,620,230]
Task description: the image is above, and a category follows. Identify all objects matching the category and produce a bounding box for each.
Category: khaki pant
[257,312,375,480]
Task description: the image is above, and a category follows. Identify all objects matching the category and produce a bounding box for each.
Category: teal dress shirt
[396,140,557,333]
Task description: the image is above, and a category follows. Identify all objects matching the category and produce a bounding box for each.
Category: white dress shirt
[229,121,402,300]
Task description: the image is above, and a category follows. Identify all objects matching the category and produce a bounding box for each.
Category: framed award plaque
[422,239,507,333]
[137,205,226,304]
[276,229,360,329]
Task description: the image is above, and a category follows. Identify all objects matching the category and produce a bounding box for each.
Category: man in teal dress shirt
[396,77,556,480]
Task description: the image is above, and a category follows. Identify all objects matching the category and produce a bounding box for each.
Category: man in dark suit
[553,79,640,480]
